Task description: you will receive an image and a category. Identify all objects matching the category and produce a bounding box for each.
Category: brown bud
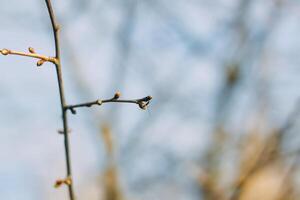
[54,177,72,188]
[1,49,10,55]
[113,91,121,99]
[96,99,102,105]
[141,96,152,102]
[37,59,45,67]
[138,102,148,110]
[55,24,60,31]
[54,180,64,188]
[28,47,35,53]
[65,177,72,185]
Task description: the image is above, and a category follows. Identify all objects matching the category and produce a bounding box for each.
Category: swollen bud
[37,59,45,67]
[138,102,147,110]
[96,100,103,105]
[113,91,121,99]
[54,177,72,188]
[141,96,152,102]
[28,47,35,53]
[1,49,9,55]
[54,180,64,188]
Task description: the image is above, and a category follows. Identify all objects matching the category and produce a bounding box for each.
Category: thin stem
[44,0,75,199]
[1,1,152,199]
[0,48,57,65]
[66,95,152,114]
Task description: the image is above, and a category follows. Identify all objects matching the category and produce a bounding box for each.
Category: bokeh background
[0,0,300,199]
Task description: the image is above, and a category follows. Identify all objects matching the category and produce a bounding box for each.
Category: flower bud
[54,177,72,188]
[37,59,45,67]
[1,49,9,55]
[28,47,35,53]
[138,102,147,110]
[97,100,102,105]
[54,180,64,188]
[113,91,121,99]
[141,96,152,102]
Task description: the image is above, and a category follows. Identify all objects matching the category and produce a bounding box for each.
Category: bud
[65,177,72,185]
[113,91,121,99]
[28,47,35,53]
[54,180,64,188]
[54,177,72,188]
[37,59,45,67]
[141,96,152,102]
[138,102,147,110]
[1,49,9,55]
[96,99,102,105]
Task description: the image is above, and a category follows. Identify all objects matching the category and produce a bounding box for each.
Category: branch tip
[0,49,10,55]
[66,94,152,112]
[141,96,152,102]
[137,96,152,110]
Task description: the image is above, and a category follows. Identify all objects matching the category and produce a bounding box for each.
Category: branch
[44,0,75,199]
[0,48,57,66]
[1,1,152,200]
[66,92,152,114]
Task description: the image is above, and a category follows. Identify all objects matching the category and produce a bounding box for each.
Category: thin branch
[1,1,152,200]
[0,48,57,66]
[66,92,152,114]
[44,0,75,199]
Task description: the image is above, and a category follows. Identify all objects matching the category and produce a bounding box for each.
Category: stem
[0,49,57,64]
[44,0,75,199]
[0,1,153,199]
[66,95,152,114]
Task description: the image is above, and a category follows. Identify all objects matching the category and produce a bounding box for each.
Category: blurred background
[0,0,300,199]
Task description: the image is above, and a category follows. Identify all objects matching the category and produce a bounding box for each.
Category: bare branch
[44,0,75,199]
[1,1,151,200]
[66,92,152,114]
[0,48,57,66]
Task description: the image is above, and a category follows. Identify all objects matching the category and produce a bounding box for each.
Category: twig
[66,92,152,114]
[0,48,57,66]
[44,0,75,199]
[1,1,152,200]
